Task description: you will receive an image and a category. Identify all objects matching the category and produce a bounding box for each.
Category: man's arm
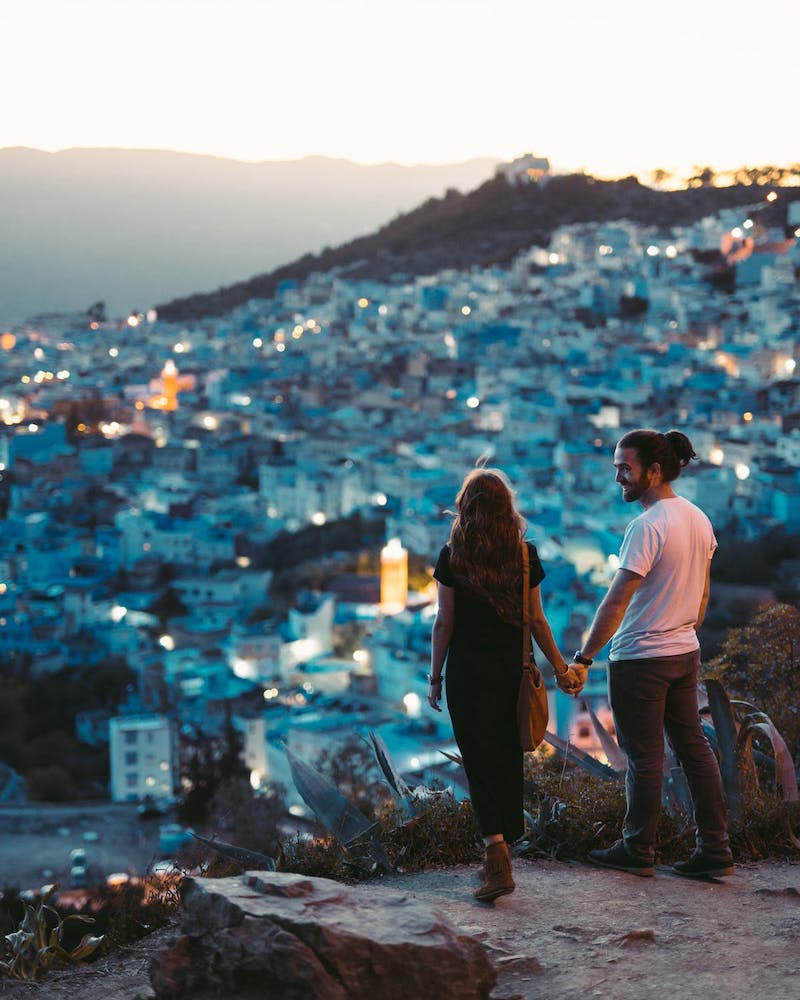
[579,568,644,660]
[564,568,644,693]
[695,559,712,630]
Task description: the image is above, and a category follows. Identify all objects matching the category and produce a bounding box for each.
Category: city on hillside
[0,186,799,870]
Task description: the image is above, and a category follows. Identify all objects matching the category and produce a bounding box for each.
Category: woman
[428,468,574,902]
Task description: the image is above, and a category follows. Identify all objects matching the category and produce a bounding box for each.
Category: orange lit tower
[380,538,408,614]
[161,359,178,411]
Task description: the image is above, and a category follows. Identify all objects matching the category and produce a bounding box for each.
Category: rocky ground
[0,861,800,1000]
[1,856,798,999]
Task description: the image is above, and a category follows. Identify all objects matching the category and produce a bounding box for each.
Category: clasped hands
[556,663,588,696]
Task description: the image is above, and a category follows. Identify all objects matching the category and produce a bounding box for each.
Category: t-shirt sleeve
[527,541,546,588]
[433,544,454,586]
[618,517,660,577]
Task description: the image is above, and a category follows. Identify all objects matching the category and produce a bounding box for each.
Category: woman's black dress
[434,541,545,843]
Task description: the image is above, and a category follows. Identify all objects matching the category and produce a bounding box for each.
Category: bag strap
[521,540,530,667]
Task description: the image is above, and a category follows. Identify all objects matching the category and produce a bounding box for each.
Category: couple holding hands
[428,429,734,902]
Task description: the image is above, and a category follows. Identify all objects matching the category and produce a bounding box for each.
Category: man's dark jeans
[609,650,732,864]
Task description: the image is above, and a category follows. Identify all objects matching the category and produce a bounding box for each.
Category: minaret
[162,359,178,411]
[380,538,408,614]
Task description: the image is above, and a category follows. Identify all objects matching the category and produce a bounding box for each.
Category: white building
[108,714,177,803]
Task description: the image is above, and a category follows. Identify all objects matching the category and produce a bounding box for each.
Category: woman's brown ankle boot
[474,841,515,902]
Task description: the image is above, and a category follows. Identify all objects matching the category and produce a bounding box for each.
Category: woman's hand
[557,664,587,696]
[427,677,443,711]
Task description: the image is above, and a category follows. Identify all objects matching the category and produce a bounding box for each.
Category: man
[567,428,733,879]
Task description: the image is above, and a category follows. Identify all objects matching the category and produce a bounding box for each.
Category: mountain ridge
[0,148,498,323]
[155,172,800,321]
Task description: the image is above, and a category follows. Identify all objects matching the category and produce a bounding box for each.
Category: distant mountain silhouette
[156,172,800,322]
[0,147,498,323]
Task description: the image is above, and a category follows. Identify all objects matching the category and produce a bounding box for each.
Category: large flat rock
[151,870,496,999]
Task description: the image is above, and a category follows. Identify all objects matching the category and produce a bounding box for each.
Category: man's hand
[557,664,588,696]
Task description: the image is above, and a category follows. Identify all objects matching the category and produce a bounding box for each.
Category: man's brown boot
[474,841,515,902]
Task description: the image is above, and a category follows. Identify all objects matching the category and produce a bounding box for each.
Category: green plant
[0,884,103,981]
[380,793,482,871]
[704,603,800,759]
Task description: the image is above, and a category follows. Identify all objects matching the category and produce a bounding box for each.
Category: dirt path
[372,857,800,1000]
[1,858,798,999]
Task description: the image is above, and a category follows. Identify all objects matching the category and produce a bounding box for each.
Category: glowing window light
[709,446,724,466]
[766,192,777,202]
[276,343,286,352]
[735,463,750,481]
[607,554,620,570]
[110,605,127,624]
[743,218,754,229]
[292,325,304,338]
[742,412,753,422]
[27,423,39,433]
[109,347,119,358]
[466,396,480,408]
[461,305,471,316]
[372,492,387,506]
[127,315,140,327]
[665,245,678,258]
[731,227,743,239]
[357,297,369,308]
[34,347,44,360]
[378,305,388,316]
[549,252,560,264]
[403,692,422,718]
[410,756,421,769]
[785,359,797,374]
[159,634,175,651]
[353,649,369,665]
[646,245,660,256]
[253,337,263,348]
[311,511,327,526]
[263,688,279,700]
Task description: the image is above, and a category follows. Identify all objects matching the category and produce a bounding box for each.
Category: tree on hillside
[649,167,672,189]
[703,603,800,760]
[688,165,717,188]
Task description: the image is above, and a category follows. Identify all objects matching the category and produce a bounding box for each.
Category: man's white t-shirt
[610,495,717,661]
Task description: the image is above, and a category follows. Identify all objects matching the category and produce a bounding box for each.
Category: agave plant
[285,746,392,873]
[705,679,799,845]
[0,884,104,981]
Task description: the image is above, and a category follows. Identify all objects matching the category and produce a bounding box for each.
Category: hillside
[155,172,800,321]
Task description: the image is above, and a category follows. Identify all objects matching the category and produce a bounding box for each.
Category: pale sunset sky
[2,0,796,179]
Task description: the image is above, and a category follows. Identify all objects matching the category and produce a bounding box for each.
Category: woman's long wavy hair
[447,468,526,624]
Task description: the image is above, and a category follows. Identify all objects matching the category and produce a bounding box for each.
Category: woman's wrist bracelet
[428,674,443,685]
